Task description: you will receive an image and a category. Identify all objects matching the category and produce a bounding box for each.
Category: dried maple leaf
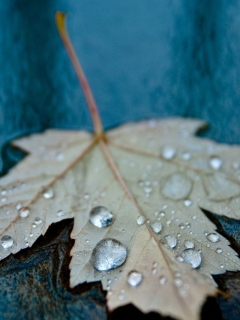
[0,12,240,320]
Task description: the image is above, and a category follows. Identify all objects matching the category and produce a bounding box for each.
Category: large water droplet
[18,207,30,218]
[160,235,177,248]
[161,146,176,160]
[209,156,223,170]
[89,206,113,228]
[91,238,127,271]
[184,240,195,249]
[137,216,145,225]
[161,173,192,200]
[43,187,54,199]
[151,221,162,233]
[182,249,201,268]
[127,270,143,287]
[1,235,13,249]
[206,233,219,243]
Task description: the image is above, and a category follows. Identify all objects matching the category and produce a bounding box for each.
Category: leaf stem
[55,12,104,138]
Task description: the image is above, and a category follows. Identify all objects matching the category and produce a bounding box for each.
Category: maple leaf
[0,12,240,320]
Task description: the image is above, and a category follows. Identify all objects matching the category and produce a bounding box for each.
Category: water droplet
[151,221,162,233]
[160,235,177,248]
[127,270,143,287]
[1,190,6,195]
[57,210,64,217]
[18,207,30,218]
[160,211,165,217]
[161,173,192,200]
[206,233,219,243]
[43,187,54,199]
[34,217,42,225]
[216,248,223,254]
[56,152,64,161]
[137,216,145,225]
[32,223,36,228]
[91,238,127,271]
[182,153,191,160]
[182,249,202,268]
[144,187,152,194]
[1,197,7,203]
[174,279,183,287]
[29,233,33,238]
[16,203,22,210]
[184,240,195,249]
[138,180,144,187]
[161,146,176,160]
[209,156,223,170]
[220,264,225,269]
[179,223,186,230]
[89,206,113,228]
[176,255,184,262]
[184,200,192,207]
[159,276,167,285]
[1,235,13,249]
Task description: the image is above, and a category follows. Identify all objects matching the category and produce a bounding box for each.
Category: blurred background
[0,1,240,319]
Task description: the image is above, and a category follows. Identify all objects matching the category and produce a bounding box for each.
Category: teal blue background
[0,1,240,319]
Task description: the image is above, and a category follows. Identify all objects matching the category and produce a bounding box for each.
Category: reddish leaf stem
[55,12,104,138]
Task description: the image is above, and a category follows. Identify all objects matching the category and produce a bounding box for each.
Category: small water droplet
[29,233,33,238]
[184,240,195,249]
[159,276,167,285]
[161,146,176,160]
[32,223,36,228]
[151,221,162,233]
[1,190,7,196]
[144,187,152,194]
[160,211,165,217]
[184,200,192,207]
[182,249,202,268]
[16,203,22,210]
[127,270,143,287]
[138,180,144,187]
[56,152,64,161]
[19,207,30,218]
[89,206,113,228]
[43,187,54,199]
[57,210,64,217]
[162,173,192,200]
[174,278,183,287]
[1,235,13,249]
[182,153,191,160]
[137,216,145,225]
[176,255,184,262]
[91,238,127,271]
[216,248,223,254]
[179,223,186,230]
[220,264,225,269]
[1,197,7,203]
[34,217,42,225]
[206,233,219,243]
[209,156,223,170]
[160,235,177,248]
